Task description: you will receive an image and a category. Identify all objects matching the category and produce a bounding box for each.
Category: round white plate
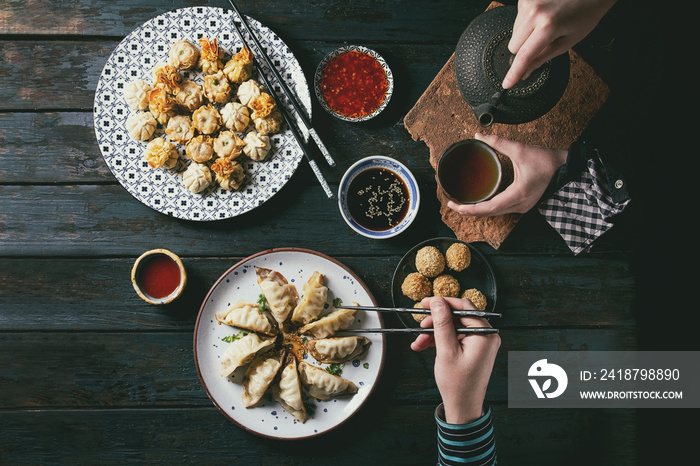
[93,7,310,221]
[193,248,385,439]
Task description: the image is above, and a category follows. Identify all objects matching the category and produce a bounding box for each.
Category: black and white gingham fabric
[538,155,630,255]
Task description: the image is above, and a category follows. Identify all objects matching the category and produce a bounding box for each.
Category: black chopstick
[227,0,335,167]
[225,12,334,198]
[339,327,499,335]
[343,305,501,318]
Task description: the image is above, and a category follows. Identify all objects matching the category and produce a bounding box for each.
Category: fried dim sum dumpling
[210,157,246,191]
[213,131,245,160]
[219,332,275,378]
[271,354,307,423]
[254,108,283,135]
[192,104,222,135]
[123,79,152,110]
[144,137,178,169]
[165,114,195,144]
[175,80,205,112]
[152,62,181,94]
[215,300,278,336]
[169,40,200,70]
[126,111,157,141]
[198,37,225,75]
[291,271,328,326]
[202,71,233,104]
[241,349,285,408]
[255,267,299,328]
[221,102,250,132]
[305,336,371,364]
[243,131,271,161]
[148,87,177,125]
[181,162,212,194]
[298,361,358,401]
[237,79,263,106]
[298,308,357,338]
[223,46,254,84]
[186,135,215,163]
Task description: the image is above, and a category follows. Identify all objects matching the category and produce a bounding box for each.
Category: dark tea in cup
[437,139,502,204]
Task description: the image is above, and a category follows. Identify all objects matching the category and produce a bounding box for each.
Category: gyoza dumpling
[215,300,278,336]
[123,79,152,110]
[241,349,285,408]
[298,308,357,338]
[298,361,358,401]
[169,40,199,70]
[305,336,371,364]
[181,162,212,194]
[192,104,222,135]
[271,354,307,423]
[243,131,271,162]
[126,111,157,141]
[291,271,328,326]
[175,80,205,112]
[237,79,263,106]
[221,102,250,132]
[144,137,178,169]
[219,332,275,378]
[255,267,299,328]
[223,46,254,84]
[211,157,246,191]
[165,114,195,144]
[202,71,232,104]
[198,37,224,75]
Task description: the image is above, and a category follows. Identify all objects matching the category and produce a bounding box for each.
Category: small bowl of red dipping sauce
[314,45,394,122]
[131,249,187,305]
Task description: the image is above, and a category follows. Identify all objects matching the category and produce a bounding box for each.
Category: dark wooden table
[0,1,686,465]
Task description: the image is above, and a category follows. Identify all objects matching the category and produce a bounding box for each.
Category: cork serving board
[403,2,610,249]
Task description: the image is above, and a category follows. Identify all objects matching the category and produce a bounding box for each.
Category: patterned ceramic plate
[93,7,310,221]
[193,248,386,439]
[391,237,497,328]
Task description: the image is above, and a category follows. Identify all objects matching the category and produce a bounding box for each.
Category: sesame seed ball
[432,273,460,298]
[445,242,471,271]
[412,302,428,323]
[415,246,445,278]
[462,288,487,311]
[401,272,432,302]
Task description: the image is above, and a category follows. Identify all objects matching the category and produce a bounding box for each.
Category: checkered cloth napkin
[538,148,630,255]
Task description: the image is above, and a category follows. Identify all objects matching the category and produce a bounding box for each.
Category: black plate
[391,237,497,328]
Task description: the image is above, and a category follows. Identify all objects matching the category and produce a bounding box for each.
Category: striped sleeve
[435,403,497,465]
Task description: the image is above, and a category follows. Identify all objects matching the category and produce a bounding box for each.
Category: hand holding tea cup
[446,133,567,217]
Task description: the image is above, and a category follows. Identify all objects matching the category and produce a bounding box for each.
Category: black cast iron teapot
[454,5,570,126]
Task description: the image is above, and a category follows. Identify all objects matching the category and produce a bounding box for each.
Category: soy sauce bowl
[338,156,420,239]
[314,45,394,122]
[131,249,187,305]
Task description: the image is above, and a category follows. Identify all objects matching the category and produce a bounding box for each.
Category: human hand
[411,296,500,424]
[502,0,618,89]
[446,132,566,217]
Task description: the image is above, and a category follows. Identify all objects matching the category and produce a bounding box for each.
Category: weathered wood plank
[0,405,636,465]
[0,256,635,331]
[0,328,636,409]
[0,0,494,41]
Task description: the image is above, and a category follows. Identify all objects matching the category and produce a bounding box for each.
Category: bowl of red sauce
[314,45,393,122]
[131,249,187,305]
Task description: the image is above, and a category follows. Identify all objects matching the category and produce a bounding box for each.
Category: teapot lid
[454,5,570,125]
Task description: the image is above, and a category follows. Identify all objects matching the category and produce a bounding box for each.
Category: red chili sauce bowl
[131,249,187,305]
[314,45,394,122]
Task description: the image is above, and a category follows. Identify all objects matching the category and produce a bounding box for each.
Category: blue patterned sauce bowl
[338,156,420,239]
